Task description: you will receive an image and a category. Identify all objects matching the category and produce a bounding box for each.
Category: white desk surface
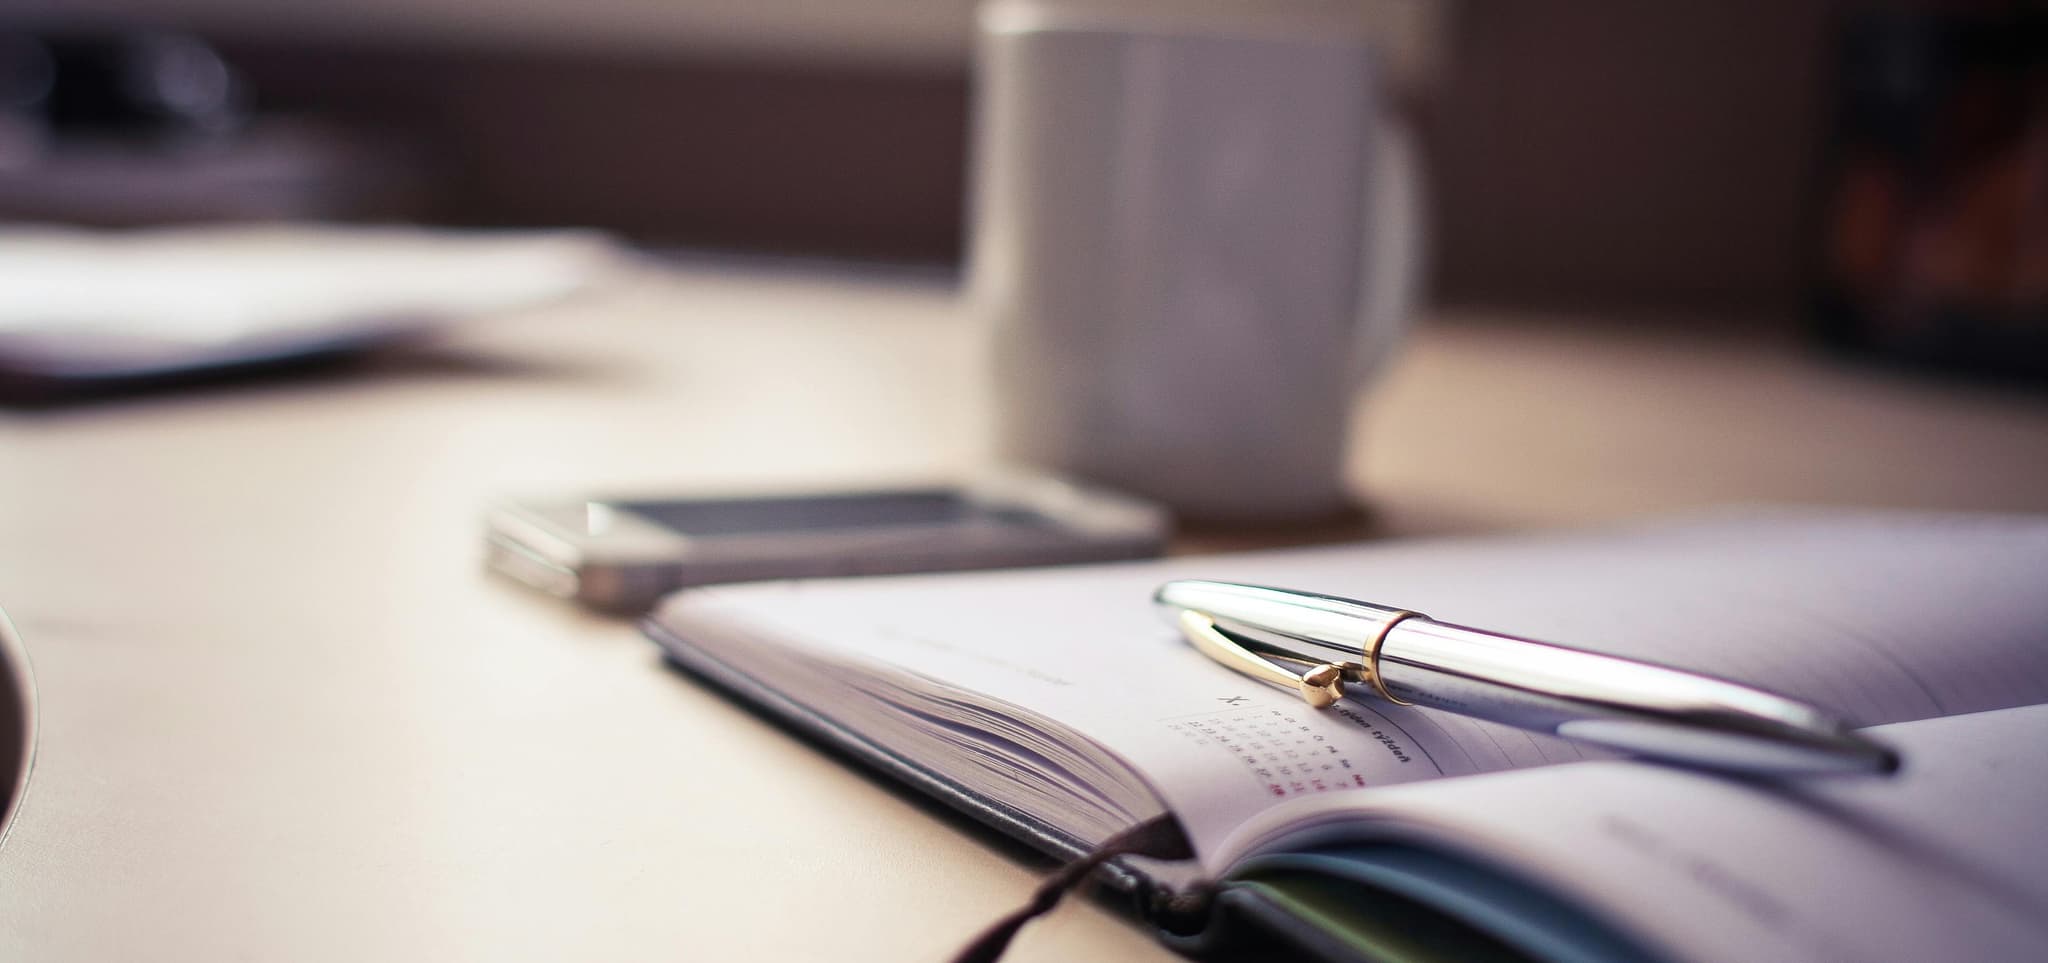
[3,260,2045,960]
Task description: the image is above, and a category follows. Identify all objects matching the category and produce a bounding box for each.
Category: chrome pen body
[1154,580,1897,775]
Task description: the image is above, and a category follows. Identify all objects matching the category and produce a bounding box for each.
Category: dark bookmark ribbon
[950,815,1196,963]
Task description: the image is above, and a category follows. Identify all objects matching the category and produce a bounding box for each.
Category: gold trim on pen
[1177,610,1347,707]
[1177,608,1422,710]
[1362,611,1420,706]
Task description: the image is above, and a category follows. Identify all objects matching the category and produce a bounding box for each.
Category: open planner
[641,510,2048,963]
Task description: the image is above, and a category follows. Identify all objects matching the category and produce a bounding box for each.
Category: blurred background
[2,0,2040,376]
[4,1,2031,331]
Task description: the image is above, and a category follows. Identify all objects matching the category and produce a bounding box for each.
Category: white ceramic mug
[968,0,1424,523]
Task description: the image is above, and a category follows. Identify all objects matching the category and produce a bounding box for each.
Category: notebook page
[1218,704,2048,963]
[653,510,2048,861]
[1341,509,2048,726]
[664,573,1475,854]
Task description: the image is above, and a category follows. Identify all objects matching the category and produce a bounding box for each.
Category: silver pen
[1155,580,1897,775]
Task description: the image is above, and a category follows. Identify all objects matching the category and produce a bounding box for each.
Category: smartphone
[485,475,1171,611]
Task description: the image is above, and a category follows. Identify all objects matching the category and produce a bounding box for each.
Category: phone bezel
[485,475,1170,611]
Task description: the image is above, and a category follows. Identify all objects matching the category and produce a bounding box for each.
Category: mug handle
[1354,111,1427,383]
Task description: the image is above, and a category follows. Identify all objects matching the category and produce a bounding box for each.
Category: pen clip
[1177,609,1346,708]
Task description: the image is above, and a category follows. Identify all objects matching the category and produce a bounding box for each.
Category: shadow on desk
[0,345,620,414]
[1173,500,1512,554]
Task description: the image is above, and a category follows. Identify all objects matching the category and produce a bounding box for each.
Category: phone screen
[612,491,1048,537]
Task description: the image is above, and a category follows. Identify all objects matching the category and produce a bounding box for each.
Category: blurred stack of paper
[0,224,620,395]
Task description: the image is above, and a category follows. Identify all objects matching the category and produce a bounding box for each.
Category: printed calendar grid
[1160,704,1373,799]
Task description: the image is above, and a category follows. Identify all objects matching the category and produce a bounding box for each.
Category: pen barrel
[1153,580,1412,664]
[1152,579,1896,774]
[1375,619,1897,774]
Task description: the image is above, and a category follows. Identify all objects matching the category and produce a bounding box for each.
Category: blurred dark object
[1812,6,2048,383]
[0,120,425,225]
[0,28,425,225]
[0,33,52,162]
[18,31,246,142]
